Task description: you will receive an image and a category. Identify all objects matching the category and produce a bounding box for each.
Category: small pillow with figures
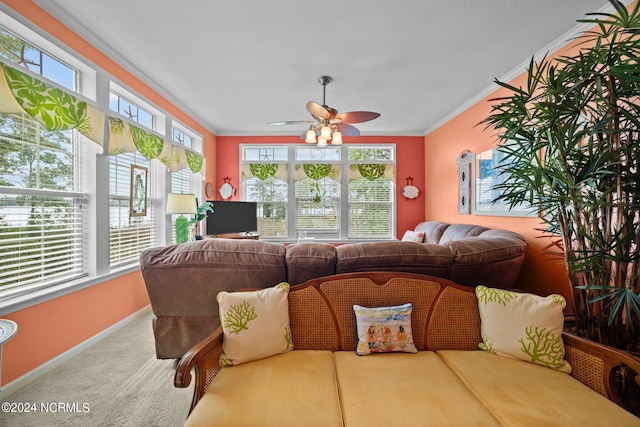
[353,303,418,355]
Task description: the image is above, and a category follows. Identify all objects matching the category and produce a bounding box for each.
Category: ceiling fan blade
[306,101,330,120]
[268,120,314,125]
[337,123,360,137]
[334,111,380,124]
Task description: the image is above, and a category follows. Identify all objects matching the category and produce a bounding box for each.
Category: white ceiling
[33,0,618,137]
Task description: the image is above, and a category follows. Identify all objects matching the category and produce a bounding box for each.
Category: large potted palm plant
[482,0,640,352]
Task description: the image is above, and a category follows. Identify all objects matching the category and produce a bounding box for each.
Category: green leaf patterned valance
[130,124,164,160]
[241,163,288,182]
[0,63,105,152]
[348,164,395,181]
[294,163,341,182]
[0,62,204,174]
[108,117,204,174]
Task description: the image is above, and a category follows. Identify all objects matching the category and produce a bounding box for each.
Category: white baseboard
[0,305,151,400]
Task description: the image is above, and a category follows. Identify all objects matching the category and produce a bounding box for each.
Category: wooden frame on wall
[456,150,473,214]
[129,164,148,217]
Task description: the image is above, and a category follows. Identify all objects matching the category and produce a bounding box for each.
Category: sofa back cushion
[439,223,489,243]
[141,239,287,318]
[335,241,453,276]
[285,242,337,285]
[289,272,482,352]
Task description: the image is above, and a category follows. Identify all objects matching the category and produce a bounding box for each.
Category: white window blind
[295,177,340,237]
[244,177,288,237]
[0,114,88,292]
[0,193,87,291]
[109,153,156,266]
[348,178,393,238]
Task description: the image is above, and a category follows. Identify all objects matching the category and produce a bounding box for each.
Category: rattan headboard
[288,272,482,352]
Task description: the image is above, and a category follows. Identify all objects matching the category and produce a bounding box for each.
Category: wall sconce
[166,193,197,243]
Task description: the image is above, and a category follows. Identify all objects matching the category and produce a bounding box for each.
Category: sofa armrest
[174,327,224,414]
[563,331,640,411]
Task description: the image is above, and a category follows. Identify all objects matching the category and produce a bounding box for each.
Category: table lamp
[166,193,197,243]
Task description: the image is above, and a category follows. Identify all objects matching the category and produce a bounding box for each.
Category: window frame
[240,144,396,242]
[0,12,204,314]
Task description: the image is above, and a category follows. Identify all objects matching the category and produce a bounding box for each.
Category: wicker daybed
[174,272,640,426]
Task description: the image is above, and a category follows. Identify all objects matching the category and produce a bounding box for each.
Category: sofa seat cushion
[333,351,501,427]
[437,350,640,427]
[185,350,343,427]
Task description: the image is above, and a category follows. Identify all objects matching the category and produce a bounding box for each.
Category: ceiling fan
[268,75,380,146]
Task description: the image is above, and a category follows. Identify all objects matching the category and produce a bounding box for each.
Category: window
[0,26,89,294]
[0,26,77,91]
[242,147,289,237]
[0,113,89,292]
[347,146,395,239]
[108,152,156,266]
[294,148,341,239]
[241,144,395,240]
[0,13,204,304]
[172,128,193,149]
[109,93,159,266]
[110,92,154,130]
[168,123,203,243]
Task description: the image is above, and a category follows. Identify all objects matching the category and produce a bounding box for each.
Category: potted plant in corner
[190,198,214,240]
[482,0,640,353]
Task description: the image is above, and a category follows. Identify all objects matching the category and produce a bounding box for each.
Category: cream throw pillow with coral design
[476,285,571,373]
[217,283,293,367]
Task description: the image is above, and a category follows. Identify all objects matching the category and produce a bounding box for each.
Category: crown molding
[423,0,627,136]
[32,0,218,135]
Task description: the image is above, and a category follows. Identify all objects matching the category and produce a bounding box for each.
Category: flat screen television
[205,201,258,236]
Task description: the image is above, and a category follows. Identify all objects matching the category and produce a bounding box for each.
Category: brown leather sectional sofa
[140,221,527,359]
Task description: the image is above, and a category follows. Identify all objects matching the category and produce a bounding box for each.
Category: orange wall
[424,94,570,301]
[422,37,602,303]
[216,135,425,237]
[1,272,149,384]
[1,1,216,385]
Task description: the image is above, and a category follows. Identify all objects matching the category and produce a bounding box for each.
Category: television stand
[206,232,260,240]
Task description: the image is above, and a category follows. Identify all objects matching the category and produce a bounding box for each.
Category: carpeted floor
[0,310,193,427]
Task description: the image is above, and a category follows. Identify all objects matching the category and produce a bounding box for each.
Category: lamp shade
[166,193,197,214]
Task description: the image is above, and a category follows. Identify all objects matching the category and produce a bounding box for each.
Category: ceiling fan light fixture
[331,131,342,144]
[273,76,380,147]
[305,128,317,143]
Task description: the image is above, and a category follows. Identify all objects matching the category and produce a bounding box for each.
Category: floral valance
[241,163,288,182]
[0,62,204,174]
[348,164,395,182]
[294,164,341,182]
[0,63,105,152]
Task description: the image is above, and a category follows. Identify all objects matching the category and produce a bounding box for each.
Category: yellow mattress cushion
[437,350,640,427]
[184,350,343,427]
[333,351,502,427]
